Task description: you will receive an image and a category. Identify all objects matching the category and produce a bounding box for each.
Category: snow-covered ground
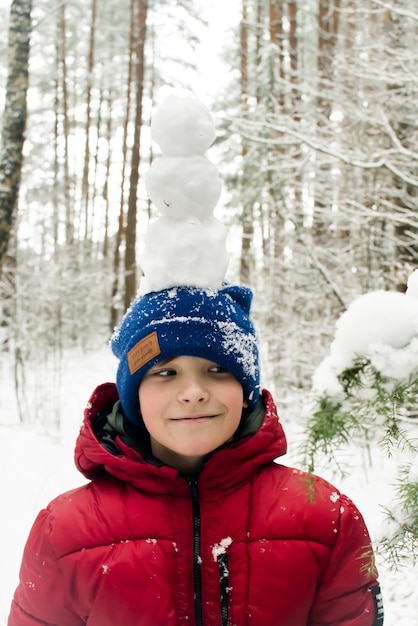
[1,347,417,624]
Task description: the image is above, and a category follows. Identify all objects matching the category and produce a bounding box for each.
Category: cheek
[224,385,247,418]
[138,391,161,436]
[138,385,158,420]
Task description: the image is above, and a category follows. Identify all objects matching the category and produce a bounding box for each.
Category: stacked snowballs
[140,95,229,294]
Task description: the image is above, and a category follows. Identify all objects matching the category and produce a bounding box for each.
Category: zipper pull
[188,477,199,500]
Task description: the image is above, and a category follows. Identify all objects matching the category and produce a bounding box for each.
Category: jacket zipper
[187,478,230,626]
[188,478,203,626]
[218,552,230,626]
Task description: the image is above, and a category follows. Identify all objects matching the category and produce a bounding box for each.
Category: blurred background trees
[224,0,418,395]
[0,0,417,416]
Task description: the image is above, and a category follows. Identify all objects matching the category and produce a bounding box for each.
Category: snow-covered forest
[1,0,417,623]
[2,0,418,394]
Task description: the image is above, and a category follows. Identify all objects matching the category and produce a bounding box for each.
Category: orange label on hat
[127,331,161,375]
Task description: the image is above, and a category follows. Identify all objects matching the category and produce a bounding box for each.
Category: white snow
[140,96,229,295]
[140,216,228,294]
[145,156,222,219]
[313,272,418,396]
[409,455,418,483]
[406,269,418,299]
[212,537,233,561]
[150,95,216,156]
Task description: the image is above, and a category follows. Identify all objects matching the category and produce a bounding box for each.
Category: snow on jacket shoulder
[8,384,383,626]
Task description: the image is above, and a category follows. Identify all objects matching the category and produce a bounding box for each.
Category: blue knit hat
[110,284,260,426]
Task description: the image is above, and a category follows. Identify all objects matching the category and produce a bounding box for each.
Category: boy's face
[138,355,248,473]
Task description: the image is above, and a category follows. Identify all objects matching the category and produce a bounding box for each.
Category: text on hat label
[128,331,161,375]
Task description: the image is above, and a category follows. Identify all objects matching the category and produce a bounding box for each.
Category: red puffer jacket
[9,384,383,626]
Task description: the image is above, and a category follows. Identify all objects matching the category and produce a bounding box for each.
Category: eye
[208,365,228,374]
[155,368,176,377]
[147,366,176,377]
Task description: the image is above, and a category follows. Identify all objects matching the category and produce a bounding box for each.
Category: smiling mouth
[173,415,216,422]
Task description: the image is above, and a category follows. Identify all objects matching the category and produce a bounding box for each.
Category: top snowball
[151,95,216,156]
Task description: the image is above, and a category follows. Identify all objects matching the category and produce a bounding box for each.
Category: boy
[9,283,383,625]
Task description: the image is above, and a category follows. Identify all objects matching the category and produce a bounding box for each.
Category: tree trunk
[124,0,148,310]
[288,1,297,83]
[239,0,254,285]
[102,89,113,259]
[269,0,284,107]
[313,0,341,245]
[317,0,340,120]
[81,0,98,241]
[110,0,136,329]
[0,0,32,273]
[57,2,73,246]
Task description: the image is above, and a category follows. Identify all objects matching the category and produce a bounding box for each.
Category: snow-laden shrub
[304,274,418,568]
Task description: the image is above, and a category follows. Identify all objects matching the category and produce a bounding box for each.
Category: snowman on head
[140,95,229,295]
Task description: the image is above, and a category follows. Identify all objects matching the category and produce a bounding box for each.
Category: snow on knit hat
[111,284,260,426]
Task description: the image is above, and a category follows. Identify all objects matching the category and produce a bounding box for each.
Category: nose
[178,375,209,404]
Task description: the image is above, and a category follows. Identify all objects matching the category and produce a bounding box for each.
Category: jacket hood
[75,382,287,493]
